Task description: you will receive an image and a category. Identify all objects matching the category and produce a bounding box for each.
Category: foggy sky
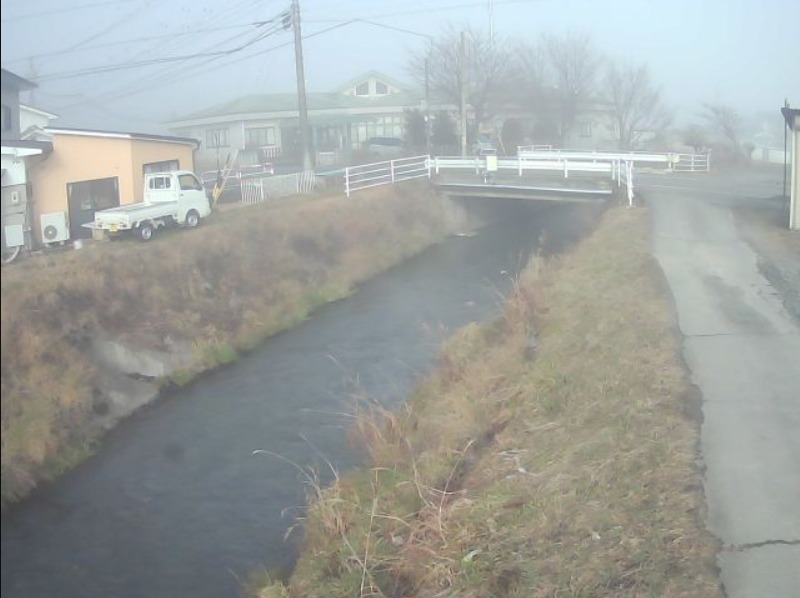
[1,0,798,134]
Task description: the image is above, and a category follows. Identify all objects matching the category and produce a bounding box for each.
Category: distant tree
[701,103,741,149]
[404,109,427,149]
[542,33,602,144]
[431,111,458,147]
[682,124,709,153]
[604,62,671,150]
[500,118,525,154]
[409,26,511,136]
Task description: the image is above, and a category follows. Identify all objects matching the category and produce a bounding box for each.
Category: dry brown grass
[266,206,720,597]
[0,183,447,507]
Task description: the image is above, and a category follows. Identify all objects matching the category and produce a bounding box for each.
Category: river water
[2,200,596,597]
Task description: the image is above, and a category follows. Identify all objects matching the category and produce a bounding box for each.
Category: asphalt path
[643,169,800,598]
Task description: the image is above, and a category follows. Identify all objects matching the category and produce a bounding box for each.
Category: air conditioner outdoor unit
[40,211,70,244]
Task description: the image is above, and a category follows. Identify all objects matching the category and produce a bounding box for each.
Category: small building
[782,106,799,230]
[2,69,52,257]
[26,127,199,243]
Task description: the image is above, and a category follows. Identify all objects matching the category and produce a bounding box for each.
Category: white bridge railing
[344,155,430,196]
[432,154,638,206]
[517,146,710,172]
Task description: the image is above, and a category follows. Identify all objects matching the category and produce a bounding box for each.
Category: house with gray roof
[166,71,437,169]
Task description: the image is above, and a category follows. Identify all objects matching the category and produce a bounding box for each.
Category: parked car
[363,137,406,159]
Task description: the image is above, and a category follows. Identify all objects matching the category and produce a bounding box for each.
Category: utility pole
[488,0,494,45]
[291,0,312,171]
[424,56,431,154]
[460,30,468,156]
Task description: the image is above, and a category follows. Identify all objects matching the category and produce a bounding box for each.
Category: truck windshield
[179,174,203,191]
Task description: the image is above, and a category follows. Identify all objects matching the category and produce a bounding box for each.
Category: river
[2,200,596,597]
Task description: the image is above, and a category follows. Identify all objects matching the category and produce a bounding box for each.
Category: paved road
[644,170,800,598]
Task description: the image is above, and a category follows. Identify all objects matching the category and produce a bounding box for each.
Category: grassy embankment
[0,183,447,507]
[260,206,721,597]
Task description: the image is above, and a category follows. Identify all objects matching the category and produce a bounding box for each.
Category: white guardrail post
[390,160,395,183]
[627,161,634,207]
[345,166,350,197]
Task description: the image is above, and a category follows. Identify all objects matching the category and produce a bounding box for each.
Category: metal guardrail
[344,155,430,196]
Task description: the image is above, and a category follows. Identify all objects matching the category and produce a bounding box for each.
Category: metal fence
[673,153,711,172]
[240,171,319,205]
[344,155,430,196]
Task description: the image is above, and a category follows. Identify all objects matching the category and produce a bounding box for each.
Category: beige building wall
[30,132,196,244]
[129,139,195,202]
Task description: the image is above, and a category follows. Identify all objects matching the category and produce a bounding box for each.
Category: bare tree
[604,62,671,150]
[700,103,741,149]
[699,103,745,164]
[542,33,602,144]
[409,26,510,137]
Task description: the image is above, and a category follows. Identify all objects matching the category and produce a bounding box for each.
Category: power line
[49,20,356,112]
[306,0,537,22]
[1,22,263,64]
[0,0,142,22]
[35,17,288,82]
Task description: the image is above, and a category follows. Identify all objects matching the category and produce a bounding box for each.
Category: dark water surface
[2,201,594,597]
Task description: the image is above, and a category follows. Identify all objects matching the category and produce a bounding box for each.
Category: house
[2,69,53,257]
[25,127,200,243]
[782,106,799,230]
[166,71,432,169]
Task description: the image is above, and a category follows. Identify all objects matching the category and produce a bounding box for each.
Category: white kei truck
[84,171,212,241]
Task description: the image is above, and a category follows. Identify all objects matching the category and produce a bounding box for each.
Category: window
[246,127,276,147]
[207,128,229,148]
[355,82,370,96]
[375,81,389,95]
[578,122,592,138]
[1,105,11,132]
[143,160,179,174]
[149,176,172,190]
[178,174,203,191]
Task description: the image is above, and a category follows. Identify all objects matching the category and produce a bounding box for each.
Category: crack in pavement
[724,539,800,552]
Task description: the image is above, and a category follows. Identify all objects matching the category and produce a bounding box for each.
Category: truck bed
[90,200,179,230]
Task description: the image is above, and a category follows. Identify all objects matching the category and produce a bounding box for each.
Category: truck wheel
[137,223,154,242]
[185,210,200,228]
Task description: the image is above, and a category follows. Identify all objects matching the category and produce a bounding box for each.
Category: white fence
[240,171,319,205]
[673,153,711,172]
[344,155,430,196]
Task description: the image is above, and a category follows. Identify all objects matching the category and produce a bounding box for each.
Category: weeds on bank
[264,207,720,597]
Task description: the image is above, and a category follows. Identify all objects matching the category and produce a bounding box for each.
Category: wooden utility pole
[291,0,312,170]
[460,30,468,156]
